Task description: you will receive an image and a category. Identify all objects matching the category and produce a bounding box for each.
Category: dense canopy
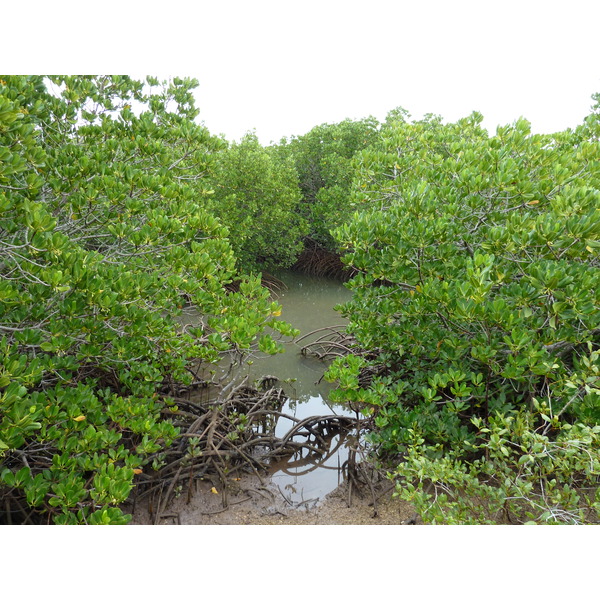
[1,75,598,524]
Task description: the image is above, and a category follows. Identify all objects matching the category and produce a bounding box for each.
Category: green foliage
[0,76,291,523]
[277,118,380,249]
[328,106,600,523]
[208,133,308,273]
[4,75,598,524]
[393,397,600,524]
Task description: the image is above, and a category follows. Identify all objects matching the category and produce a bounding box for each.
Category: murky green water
[248,270,355,507]
[249,270,352,410]
[180,270,355,507]
[259,271,355,506]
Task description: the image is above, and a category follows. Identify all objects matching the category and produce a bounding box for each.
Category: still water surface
[181,270,354,507]
[257,271,354,507]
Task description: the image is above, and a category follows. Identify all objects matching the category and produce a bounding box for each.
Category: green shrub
[0,76,293,524]
[328,102,600,523]
[208,133,308,273]
[276,117,380,250]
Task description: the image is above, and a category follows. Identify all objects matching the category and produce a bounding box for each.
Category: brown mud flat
[128,471,419,525]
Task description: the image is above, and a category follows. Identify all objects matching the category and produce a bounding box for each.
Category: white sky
[7,0,600,145]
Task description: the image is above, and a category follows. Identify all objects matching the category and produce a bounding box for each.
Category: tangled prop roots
[297,325,357,361]
[292,238,355,281]
[131,379,366,523]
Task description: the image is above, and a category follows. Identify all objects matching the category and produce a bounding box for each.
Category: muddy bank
[128,470,419,525]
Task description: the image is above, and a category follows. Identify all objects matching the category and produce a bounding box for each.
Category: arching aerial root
[129,381,372,523]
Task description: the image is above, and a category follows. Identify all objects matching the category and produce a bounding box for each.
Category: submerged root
[292,238,356,281]
[296,325,357,361]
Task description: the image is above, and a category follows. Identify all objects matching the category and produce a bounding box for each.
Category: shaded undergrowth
[292,238,354,281]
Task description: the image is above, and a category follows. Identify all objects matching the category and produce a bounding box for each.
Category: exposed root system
[260,272,288,295]
[131,379,369,524]
[131,321,396,524]
[292,238,356,281]
[296,325,357,361]
[297,325,390,393]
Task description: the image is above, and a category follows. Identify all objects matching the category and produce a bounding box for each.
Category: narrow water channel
[180,270,355,508]
[254,270,354,507]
